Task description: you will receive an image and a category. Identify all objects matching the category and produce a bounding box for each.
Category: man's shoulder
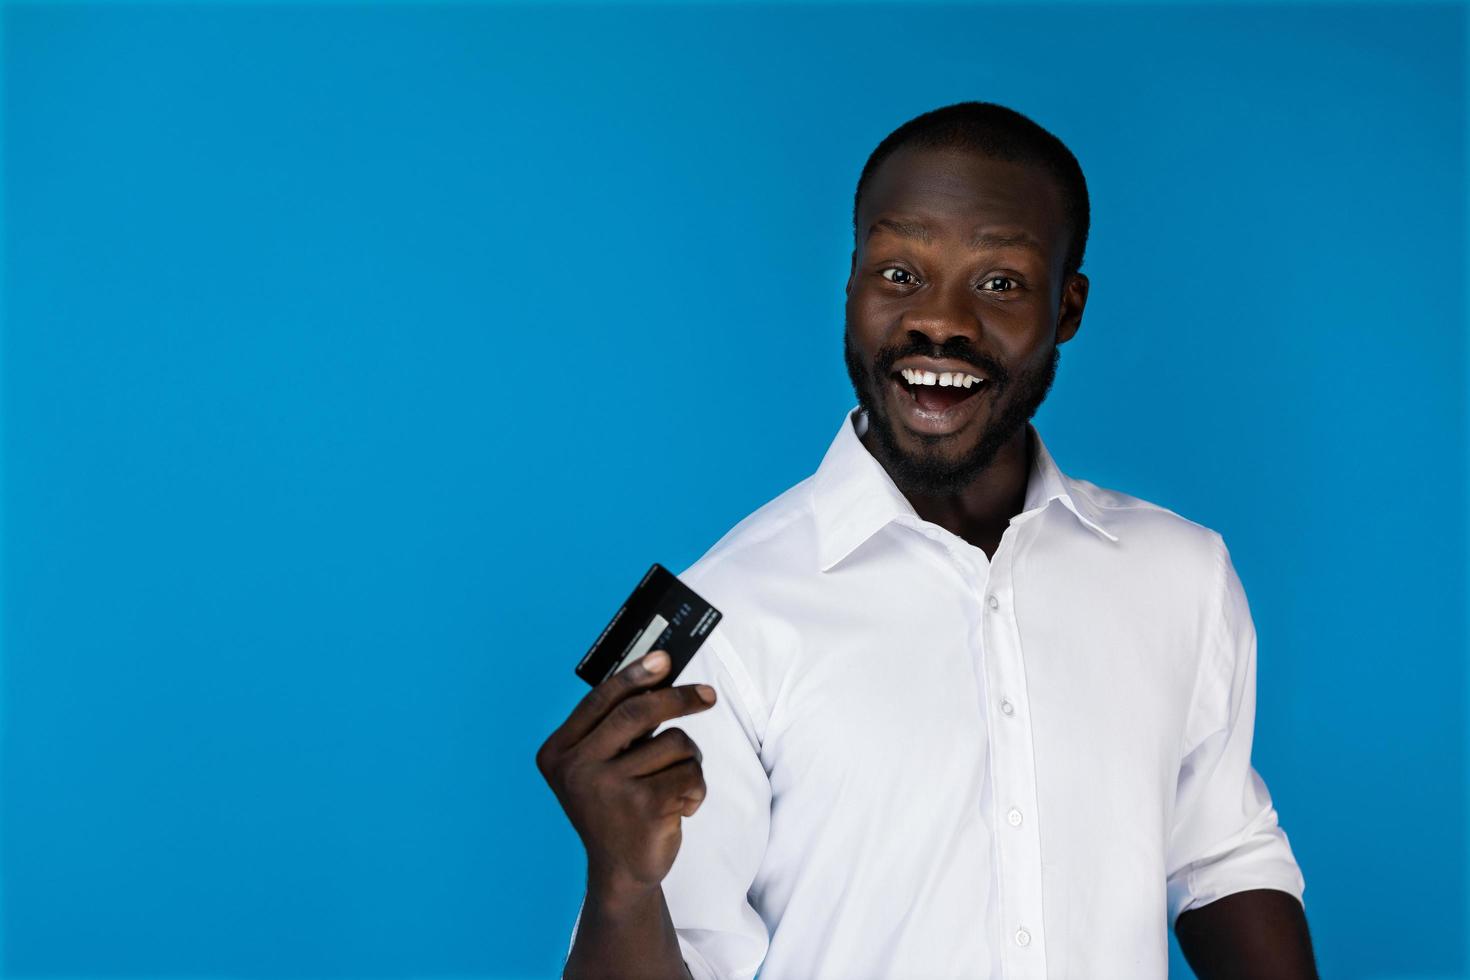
[1067,472,1230,570]
[665,476,820,705]
[676,474,819,591]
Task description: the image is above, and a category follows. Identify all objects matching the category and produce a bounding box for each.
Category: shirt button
[987,594,999,610]
[1000,698,1015,716]
[1015,927,1031,947]
[1007,808,1023,827]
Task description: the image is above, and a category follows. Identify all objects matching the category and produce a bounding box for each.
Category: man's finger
[581,683,717,762]
[641,757,706,817]
[543,650,674,755]
[614,725,704,777]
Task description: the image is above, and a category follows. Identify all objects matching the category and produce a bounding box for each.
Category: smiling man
[546,102,1316,979]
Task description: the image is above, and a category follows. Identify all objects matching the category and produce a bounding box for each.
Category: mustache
[872,339,1007,385]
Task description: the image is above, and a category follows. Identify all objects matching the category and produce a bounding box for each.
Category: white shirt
[567,407,1305,979]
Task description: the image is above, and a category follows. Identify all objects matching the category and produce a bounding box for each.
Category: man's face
[844,146,1089,496]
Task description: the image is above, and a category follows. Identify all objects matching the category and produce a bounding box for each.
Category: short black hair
[852,101,1090,279]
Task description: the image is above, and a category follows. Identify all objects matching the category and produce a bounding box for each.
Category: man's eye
[981,276,1018,292]
[879,268,918,285]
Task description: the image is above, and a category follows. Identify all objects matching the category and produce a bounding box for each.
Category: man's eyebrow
[867,218,932,244]
[969,231,1046,254]
[867,218,1045,254]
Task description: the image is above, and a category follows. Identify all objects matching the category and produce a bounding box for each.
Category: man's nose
[901,285,983,348]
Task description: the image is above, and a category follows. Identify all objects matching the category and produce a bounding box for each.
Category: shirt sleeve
[565,627,772,979]
[1165,533,1307,928]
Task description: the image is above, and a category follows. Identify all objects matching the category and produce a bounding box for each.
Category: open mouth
[891,367,989,414]
[883,363,993,436]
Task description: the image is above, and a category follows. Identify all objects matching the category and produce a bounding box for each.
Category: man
[538,101,1317,979]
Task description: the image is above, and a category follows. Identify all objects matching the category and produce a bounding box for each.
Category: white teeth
[901,368,986,387]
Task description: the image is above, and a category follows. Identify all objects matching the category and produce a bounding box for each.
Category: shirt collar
[811,406,1119,572]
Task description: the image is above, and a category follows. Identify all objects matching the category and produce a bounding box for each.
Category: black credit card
[575,563,723,688]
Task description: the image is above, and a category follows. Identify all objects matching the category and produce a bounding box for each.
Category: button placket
[984,550,1049,975]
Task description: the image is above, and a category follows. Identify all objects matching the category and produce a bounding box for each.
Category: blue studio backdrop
[2,3,1466,978]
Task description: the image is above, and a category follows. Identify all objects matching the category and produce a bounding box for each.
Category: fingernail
[642,651,669,674]
[696,684,716,703]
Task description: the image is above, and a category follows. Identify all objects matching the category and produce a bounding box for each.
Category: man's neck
[865,423,1033,561]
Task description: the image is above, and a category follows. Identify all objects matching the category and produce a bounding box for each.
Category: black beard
[843,332,1061,497]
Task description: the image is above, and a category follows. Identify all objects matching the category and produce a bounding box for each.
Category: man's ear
[846,249,857,295]
[1056,272,1089,345]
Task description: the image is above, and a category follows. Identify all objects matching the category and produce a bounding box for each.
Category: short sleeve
[1165,534,1307,928]
[565,627,772,979]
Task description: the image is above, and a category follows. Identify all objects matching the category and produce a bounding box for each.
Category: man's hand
[1175,888,1318,980]
[537,649,716,980]
[538,648,717,895]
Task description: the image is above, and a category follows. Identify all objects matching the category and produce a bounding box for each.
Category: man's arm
[1175,887,1317,980]
[1165,536,1310,973]
[536,650,715,980]
[548,626,775,980]
[564,876,692,980]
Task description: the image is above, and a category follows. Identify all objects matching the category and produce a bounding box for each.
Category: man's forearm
[1175,888,1318,980]
[564,874,692,980]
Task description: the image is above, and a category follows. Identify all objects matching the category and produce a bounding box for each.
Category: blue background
[2,2,1466,978]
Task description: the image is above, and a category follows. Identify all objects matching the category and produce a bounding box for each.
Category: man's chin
[891,430,978,469]
[868,408,996,494]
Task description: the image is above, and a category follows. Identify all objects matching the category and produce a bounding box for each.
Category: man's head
[843,101,1091,497]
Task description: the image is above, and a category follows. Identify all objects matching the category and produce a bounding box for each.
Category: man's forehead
[871,143,1054,190]
[859,148,1067,252]
[866,216,1048,257]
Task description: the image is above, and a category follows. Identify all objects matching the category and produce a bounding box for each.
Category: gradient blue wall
[2,3,1465,978]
